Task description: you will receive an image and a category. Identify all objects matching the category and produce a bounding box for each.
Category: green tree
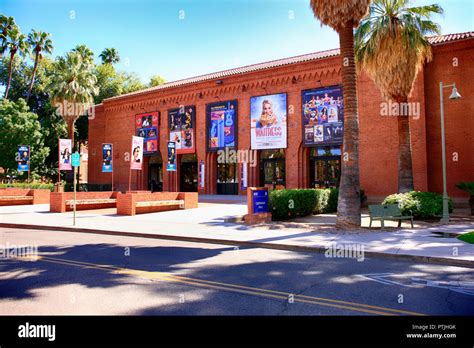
[49,51,98,149]
[27,30,53,102]
[4,26,29,99]
[99,47,120,65]
[0,15,16,60]
[0,98,49,177]
[309,0,372,228]
[149,74,166,87]
[72,44,94,65]
[122,71,146,93]
[355,0,443,192]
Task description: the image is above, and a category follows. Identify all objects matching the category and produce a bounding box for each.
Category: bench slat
[65,199,116,205]
[0,196,33,200]
[136,200,184,208]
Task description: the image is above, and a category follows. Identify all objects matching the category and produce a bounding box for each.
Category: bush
[63,183,112,192]
[0,183,55,191]
[382,191,453,219]
[456,182,474,195]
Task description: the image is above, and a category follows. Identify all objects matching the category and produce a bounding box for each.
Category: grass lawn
[458,231,474,244]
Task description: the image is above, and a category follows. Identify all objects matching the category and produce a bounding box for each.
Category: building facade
[88,32,474,201]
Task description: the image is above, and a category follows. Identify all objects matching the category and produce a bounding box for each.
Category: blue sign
[17,145,30,172]
[252,189,269,214]
[167,141,176,171]
[102,144,113,173]
[72,152,81,167]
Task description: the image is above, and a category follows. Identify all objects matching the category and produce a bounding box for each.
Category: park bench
[117,192,197,216]
[0,188,50,206]
[368,204,413,230]
[50,191,118,213]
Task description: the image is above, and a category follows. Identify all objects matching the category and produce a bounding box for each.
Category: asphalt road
[0,227,473,316]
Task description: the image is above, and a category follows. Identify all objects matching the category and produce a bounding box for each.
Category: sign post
[71,152,81,226]
[244,187,271,224]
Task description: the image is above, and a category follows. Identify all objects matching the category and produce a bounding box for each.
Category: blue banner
[102,144,113,173]
[167,141,176,171]
[17,145,30,172]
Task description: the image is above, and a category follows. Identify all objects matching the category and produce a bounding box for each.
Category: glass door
[217,163,238,195]
[310,157,341,188]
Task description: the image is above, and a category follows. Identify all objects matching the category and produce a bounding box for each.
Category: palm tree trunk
[336,21,361,228]
[27,53,40,102]
[67,118,76,151]
[4,52,15,99]
[397,97,414,192]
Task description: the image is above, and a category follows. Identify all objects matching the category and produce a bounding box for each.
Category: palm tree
[355,0,442,193]
[27,30,53,102]
[72,44,94,64]
[49,51,98,148]
[99,47,120,65]
[0,15,16,60]
[4,27,29,99]
[309,0,372,228]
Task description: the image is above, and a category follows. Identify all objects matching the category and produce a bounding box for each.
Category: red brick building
[88,32,474,202]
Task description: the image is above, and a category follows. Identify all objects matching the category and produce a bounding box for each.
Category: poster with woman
[168,106,195,154]
[58,139,72,171]
[130,136,144,170]
[102,143,113,173]
[17,145,30,172]
[135,112,159,155]
[250,93,287,150]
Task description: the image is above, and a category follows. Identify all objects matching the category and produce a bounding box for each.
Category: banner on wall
[302,85,344,147]
[250,93,287,150]
[17,145,30,172]
[167,141,176,171]
[102,143,113,173]
[135,112,159,154]
[240,162,247,191]
[199,161,205,188]
[207,100,237,151]
[130,136,144,170]
[169,106,195,154]
[58,139,72,171]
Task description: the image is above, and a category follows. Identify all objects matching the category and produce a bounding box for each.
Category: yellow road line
[11,255,426,316]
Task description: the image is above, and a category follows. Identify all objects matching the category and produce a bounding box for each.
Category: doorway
[180,154,198,192]
[217,162,238,195]
[260,149,285,189]
[309,146,341,188]
[148,153,163,192]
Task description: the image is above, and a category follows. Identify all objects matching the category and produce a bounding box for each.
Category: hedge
[0,183,55,191]
[382,191,453,219]
[63,183,112,192]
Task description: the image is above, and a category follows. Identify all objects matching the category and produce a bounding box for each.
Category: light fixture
[449,84,462,100]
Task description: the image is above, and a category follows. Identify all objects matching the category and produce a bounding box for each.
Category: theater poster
[250,93,287,150]
[302,85,344,146]
[135,112,159,155]
[17,145,30,172]
[58,139,72,171]
[102,143,113,173]
[167,141,176,171]
[206,100,237,151]
[130,136,144,170]
[169,106,195,154]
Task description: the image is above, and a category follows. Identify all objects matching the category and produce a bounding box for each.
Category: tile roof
[105,31,474,103]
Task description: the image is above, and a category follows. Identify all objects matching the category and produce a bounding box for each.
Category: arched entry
[148,153,163,192]
[180,154,198,192]
[260,149,285,189]
[309,146,341,188]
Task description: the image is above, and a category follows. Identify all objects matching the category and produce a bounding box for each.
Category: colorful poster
[167,141,176,171]
[17,145,30,172]
[135,112,159,155]
[102,143,113,173]
[302,86,344,146]
[130,136,144,170]
[207,100,237,151]
[250,93,287,150]
[169,106,195,154]
[58,139,72,171]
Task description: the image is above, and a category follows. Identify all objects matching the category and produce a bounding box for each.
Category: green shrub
[63,183,112,192]
[456,182,474,195]
[0,183,55,191]
[382,191,453,219]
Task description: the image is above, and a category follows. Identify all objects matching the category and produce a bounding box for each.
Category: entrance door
[261,159,286,189]
[148,164,163,192]
[180,154,198,192]
[217,163,238,195]
[310,157,341,188]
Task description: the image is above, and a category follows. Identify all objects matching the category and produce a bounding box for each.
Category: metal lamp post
[439,82,461,223]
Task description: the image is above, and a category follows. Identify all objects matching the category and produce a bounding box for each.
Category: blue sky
[3,0,473,84]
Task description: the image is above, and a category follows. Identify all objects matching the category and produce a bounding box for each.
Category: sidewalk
[0,202,473,268]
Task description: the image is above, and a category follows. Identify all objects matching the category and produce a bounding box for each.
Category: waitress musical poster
[206,100,237,151]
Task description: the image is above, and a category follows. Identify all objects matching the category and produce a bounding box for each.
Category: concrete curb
[1,222,473,269]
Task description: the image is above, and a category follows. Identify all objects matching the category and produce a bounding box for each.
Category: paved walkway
[0,201,473,267]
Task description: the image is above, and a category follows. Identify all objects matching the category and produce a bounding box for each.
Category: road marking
[9,255,426,316]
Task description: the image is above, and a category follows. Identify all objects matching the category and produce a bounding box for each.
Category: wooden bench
[0,189,50,206]
[117,192,197,216]
[51,192,118,213]
[368,204,413,230]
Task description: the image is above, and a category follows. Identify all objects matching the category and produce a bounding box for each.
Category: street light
[439,82,461,223]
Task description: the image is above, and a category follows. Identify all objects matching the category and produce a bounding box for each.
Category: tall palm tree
[355,0,443,193]
[72,44,94,65]
[0,15,16,60]
[99,47,120,65]
[309,0,372,228]
[27,30,53,102]
[49,51,98,148]
[4,27,29,99]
